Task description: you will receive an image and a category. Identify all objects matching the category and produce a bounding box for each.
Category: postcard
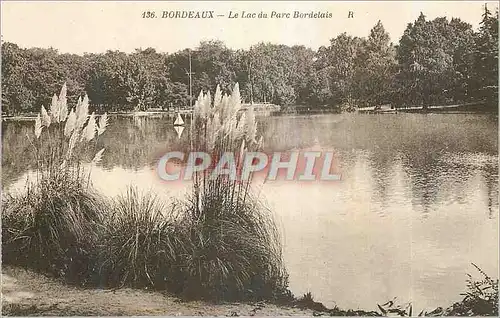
[1,1,498,316]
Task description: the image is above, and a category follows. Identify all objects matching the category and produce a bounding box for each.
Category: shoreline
[2,266,379,317]
[357,102,497,114]
[2,108,496,122]
[3,264,497,317]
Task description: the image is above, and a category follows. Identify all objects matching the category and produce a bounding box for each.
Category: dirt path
[2,266,315,316]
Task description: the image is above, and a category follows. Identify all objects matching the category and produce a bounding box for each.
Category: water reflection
[2,113,498,311]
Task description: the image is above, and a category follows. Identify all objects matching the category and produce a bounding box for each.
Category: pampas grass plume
[64,109,77,137]
[41,105,51,127]
[83,112,97,142]
[97,113,108,136]
[34,113,42,139]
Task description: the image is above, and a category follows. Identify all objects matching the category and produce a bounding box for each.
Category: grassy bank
[2,180,291,302]
[2,83,290,304]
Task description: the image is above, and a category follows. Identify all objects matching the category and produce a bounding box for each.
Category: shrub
[444,263,498,316]
[173,84,289,301]
[95,187,184,289]
[2,177,108,283]
[375,264,499,317]
[2,83,109,284]
[174,190,288,301]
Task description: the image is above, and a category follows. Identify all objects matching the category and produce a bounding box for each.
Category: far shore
[2,101,497,121]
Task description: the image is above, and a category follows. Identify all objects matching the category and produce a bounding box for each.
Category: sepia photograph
[1,1,499,316]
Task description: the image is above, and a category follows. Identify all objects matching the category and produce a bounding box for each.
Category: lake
[2,112,498,312]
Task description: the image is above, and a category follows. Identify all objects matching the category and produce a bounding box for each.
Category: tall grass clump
[2,84,109,283]
[173,84,289,301]
[95,187,185,289]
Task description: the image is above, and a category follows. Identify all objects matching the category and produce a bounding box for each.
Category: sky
[1,1,498,55]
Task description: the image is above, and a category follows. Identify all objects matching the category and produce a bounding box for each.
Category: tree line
[1,7,498,115]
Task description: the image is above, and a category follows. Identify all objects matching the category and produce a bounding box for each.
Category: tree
[167,82,189,109]
[246,43,301,105]
[1,42,33,114]
[473,4,499,106]
[123,48,167,111]
[355,21,397,106]
[396,13,475,107]
[86,50,129,110]
[2,9,496,115]
[315,33,365,108]
[447,18,476,102]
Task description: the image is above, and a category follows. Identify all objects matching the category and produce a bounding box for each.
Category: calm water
[2,113,499,312]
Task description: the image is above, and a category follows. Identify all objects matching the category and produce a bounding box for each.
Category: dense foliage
[2,8,498,114]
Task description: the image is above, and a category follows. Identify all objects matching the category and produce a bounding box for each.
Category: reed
[173,83,289,301]
[2,84,109,283]
[1,177,108,283]
[25,83,109,186]
[95,187,184,289]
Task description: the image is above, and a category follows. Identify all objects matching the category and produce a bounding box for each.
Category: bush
[95,187,184,289]
[168,84,289,301]
[2,83,109,284]
[374,264,499,316]
[2,176,107,283]
[93,183,289,301]
[174,189,289,301]
[444,263,499,316]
